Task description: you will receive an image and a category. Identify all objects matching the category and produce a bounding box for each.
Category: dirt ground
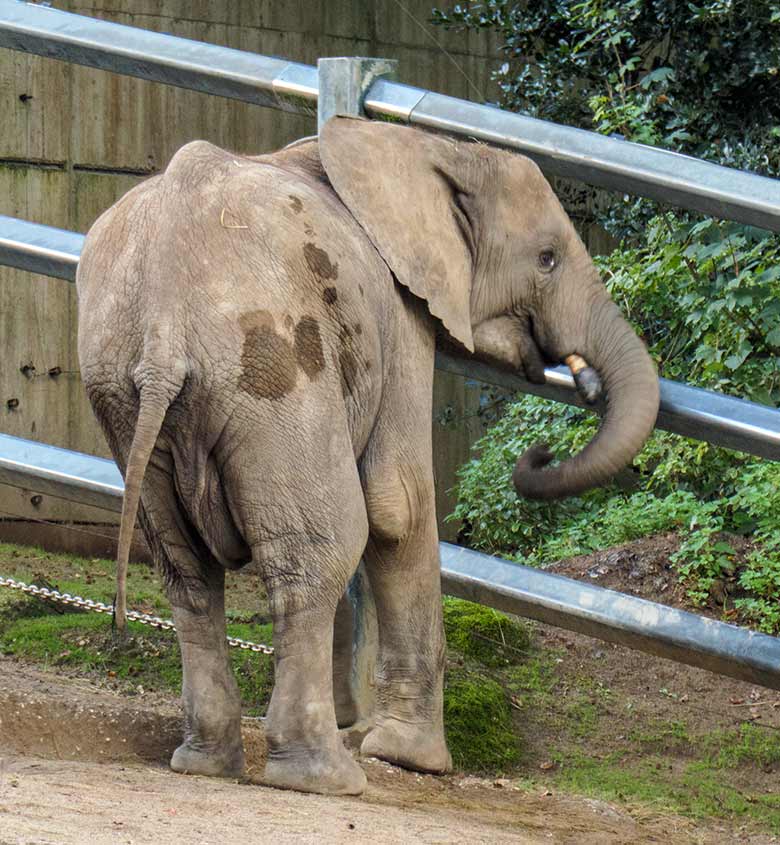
[0,658,739,845]
[2,652,779,843]
[2,534,780,843]
[544,533,780,738]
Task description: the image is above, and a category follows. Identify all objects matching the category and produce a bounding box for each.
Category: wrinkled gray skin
[76,118,659,796]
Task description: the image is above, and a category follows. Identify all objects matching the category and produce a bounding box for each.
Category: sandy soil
[0,658,722,845]
[2,535,779,844]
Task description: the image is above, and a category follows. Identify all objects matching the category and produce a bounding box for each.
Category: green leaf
[640,66,675,87]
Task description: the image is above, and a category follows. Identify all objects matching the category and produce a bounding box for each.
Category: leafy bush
[434,1,780,632]
[603,217,780,403]
[433,0,780,237]
[434,0,780,160]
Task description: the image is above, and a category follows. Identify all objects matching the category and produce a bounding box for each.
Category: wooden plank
[0,165,90,523]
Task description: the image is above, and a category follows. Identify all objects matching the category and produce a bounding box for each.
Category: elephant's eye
[538,249,557,272]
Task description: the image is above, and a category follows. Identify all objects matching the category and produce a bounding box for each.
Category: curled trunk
[513,299,660,500]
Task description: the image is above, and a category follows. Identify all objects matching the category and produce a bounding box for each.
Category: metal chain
[0,576,274,655]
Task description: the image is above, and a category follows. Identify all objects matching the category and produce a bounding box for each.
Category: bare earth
[0,658,764,845]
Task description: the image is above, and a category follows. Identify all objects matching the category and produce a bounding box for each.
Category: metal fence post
[317,57,397,727]
[317,57,397,129]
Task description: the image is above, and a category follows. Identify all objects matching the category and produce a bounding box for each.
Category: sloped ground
[0,658,730,845]
[1,540,780,842]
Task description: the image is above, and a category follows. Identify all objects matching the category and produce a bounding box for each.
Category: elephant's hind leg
[167,568,245,779]
[261,593,367,795]
[237,444,370,795]
[140,460,244,779]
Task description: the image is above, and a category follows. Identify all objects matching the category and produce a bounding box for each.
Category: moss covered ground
[1,543,779,834]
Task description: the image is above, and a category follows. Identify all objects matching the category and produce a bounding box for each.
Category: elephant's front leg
[168,568,245,778]
[359,462,451,774]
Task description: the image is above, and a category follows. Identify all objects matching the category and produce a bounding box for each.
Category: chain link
[0,575,274,655]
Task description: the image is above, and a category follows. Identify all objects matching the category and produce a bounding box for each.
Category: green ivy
[602,217,780,403]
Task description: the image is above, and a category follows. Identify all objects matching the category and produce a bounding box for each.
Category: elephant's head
[320,118,659,500]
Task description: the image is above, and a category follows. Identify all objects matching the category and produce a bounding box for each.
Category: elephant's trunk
[513,297,660,500]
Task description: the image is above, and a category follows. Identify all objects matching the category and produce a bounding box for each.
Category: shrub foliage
[434,0,780,631]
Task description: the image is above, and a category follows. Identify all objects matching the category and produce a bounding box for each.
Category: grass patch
[0,542,169,614]
[552,749,780,832]
[0,596,274,714]
[443,597,531,667]
[444,669,521,772]
[701,723,780,769]
[629,719,691,753]
[504,646,560,701]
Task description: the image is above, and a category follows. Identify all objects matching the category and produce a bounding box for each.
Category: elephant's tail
[114,380,181,634]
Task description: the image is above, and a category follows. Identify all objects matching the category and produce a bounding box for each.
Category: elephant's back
[79,139,393,459]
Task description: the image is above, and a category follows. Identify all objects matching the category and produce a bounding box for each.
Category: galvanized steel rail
[1,432,778,689]
[0,0,317,113]
[3,215,780,461]
[440,544,780,690]
[1,0,779,230]
[0,215,82,282]
[382,85,780,232]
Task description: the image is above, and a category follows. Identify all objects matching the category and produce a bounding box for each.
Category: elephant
[75,117,660,796]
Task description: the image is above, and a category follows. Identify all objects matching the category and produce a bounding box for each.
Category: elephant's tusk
[565,354,602,405]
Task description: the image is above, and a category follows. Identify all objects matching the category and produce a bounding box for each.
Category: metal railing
[1,430,778,690]
[1,1,778,230]
[4,213,780,461]
[2,1,780,689]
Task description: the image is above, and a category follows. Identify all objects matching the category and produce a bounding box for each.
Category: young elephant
[76,118,659,796]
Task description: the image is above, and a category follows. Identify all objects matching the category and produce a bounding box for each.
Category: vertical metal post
[317,57,397,727]
[317,57,397,129]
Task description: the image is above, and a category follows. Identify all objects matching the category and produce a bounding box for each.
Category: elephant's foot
[361,717,452,774]
[261,742,367,795]
[170,740,245,779]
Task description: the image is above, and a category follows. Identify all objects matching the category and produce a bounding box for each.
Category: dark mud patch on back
[239,309,275,333]
[338,325,360,400]
[294,316,325,380]
[238,310,326,399]
[239,312,297,400]
[303,242,338,281]
[322,286,338,306]
[288,194,303,214]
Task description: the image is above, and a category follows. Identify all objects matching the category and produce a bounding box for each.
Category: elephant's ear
[320,117,475,352]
